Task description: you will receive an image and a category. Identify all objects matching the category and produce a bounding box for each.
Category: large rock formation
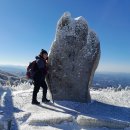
[47,12,100,102]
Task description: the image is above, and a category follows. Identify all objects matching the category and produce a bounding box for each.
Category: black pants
[32,78,47,102]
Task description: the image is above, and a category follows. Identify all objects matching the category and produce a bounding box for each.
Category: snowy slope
[0,83,130,130]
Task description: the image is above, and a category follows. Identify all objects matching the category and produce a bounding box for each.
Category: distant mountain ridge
[93,72,130,88]
[0,69,17,77]
[0,65,26,76]
[0,65,27,86]
[0,69,19,85]
[0,65,130,88]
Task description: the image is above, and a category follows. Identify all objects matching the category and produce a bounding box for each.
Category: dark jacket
[34,56,47,80]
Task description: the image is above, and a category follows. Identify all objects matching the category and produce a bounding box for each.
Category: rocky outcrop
[47,12,100,102]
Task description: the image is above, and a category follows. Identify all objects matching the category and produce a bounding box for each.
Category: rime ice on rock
[47,12,100,102]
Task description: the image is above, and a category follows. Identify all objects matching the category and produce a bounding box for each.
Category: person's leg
[41,80,50,102]
[32,80,40,104]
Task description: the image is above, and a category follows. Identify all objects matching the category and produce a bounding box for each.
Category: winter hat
[40,49,48,55]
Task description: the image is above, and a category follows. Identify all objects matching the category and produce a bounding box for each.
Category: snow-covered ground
[0,83,130,130]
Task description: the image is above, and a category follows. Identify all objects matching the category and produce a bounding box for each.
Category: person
[32,49,50,105]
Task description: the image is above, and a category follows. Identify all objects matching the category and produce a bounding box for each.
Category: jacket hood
[35,56,41,59]
[35,56,45,60]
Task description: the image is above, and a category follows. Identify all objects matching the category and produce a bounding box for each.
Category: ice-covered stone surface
[1,84,130,130]
[76,115,130,129]
[47,12,100,102]
[27,112,73,125]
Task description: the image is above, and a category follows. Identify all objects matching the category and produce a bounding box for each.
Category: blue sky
[0,0,130,73]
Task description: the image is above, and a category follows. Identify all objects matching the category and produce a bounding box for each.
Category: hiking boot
[32,100,40,105]
[42,98,50,103]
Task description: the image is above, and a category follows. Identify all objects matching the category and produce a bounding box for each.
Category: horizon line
[0,64,130,74]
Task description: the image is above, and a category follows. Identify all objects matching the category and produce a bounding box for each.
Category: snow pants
[32,78,47,102]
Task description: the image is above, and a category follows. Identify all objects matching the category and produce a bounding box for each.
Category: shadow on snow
[0,87,22,130]
[55,100,130,122]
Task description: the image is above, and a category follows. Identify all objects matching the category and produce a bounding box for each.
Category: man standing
[32,49,50,105]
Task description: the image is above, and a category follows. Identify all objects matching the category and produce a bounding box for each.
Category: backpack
[26,60,38,79]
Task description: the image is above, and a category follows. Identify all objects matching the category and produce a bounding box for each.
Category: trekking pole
[46,74,54,103]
